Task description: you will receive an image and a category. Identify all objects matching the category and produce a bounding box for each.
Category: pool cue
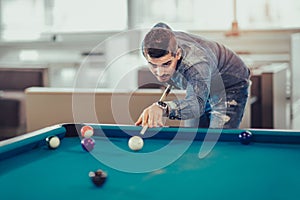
[140,84,172,135]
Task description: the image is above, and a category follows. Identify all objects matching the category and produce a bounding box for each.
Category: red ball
[81,138,95,152]
[81,125,94,138]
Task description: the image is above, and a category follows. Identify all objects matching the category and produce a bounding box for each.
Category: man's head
[142,27,182,82]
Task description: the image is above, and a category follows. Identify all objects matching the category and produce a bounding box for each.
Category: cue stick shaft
[140,84,172,135]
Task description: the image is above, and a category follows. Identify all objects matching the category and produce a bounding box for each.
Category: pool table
[1,123,300,200]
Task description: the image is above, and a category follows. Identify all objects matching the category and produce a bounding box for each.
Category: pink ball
[81,138,95,152]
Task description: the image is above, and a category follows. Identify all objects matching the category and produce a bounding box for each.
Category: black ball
[238,131,253,145]
[89,169,107,187]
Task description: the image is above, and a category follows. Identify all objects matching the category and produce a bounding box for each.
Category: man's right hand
[135,103,164,128]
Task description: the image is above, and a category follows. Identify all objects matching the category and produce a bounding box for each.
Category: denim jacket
[166,31,250,121]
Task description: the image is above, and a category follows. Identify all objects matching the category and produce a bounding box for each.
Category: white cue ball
[47,136,60,149]
[128,136,144,151]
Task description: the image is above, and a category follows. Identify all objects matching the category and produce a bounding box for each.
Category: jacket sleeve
[166,62,212,120]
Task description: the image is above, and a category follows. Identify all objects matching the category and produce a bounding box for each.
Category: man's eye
[149,63,157,68]
[162,61,172,67]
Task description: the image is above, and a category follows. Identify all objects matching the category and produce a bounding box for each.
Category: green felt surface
[1,135,300,200]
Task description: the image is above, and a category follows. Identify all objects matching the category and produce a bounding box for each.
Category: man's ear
[176,48,182,60]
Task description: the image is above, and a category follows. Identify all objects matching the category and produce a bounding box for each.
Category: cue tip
[140,85,171,136]
[140,125,148,135]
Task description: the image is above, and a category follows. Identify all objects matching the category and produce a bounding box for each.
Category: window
[0,0,128,40]
[130,0,232,30]
[0,0,46,40]
[130,0,300,30]
[51,0,127,32]
[237,0,300,29]
[0,0,299,41]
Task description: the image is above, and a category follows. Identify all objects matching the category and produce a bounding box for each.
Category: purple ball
[81,138,95,152]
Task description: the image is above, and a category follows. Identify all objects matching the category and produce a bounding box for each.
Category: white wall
[0,29,298,89]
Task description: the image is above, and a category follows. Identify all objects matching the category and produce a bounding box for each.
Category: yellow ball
[128,136,144,151]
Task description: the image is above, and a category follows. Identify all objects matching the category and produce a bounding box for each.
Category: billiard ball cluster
[80,125,95,152]
[81,126,108,187]
[89,169,107,187]
[46,135,60,149]
[238,130,253,145]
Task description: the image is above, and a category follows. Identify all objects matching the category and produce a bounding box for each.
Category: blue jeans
[185,82,249,129]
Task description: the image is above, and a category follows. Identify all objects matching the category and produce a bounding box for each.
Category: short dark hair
[142,27,178,58]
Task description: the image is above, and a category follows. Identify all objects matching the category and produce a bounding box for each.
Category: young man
[135,23,250,129]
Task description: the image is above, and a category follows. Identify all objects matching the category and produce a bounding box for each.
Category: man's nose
[156,67,164,76]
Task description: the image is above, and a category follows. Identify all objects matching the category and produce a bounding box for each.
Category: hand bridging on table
[135,103,164,128]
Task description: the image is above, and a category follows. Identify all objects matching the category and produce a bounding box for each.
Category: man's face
[146,50,181,82]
